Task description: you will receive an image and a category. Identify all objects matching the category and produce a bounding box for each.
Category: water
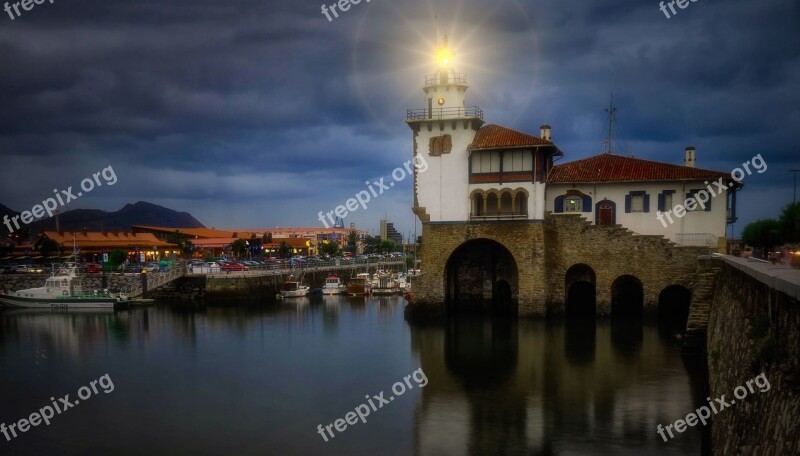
[0,297,705,455]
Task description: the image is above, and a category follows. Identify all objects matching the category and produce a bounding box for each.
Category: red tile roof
[547,153,731,184]
[468,124,552,151]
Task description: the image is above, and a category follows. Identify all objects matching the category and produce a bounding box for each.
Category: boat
[322,274,346,295]
[371,270,399,296]
[0,261,129,309]
[346,273,372,296]
[280,275,310,298]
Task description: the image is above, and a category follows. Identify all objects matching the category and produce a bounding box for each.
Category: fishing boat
[322,274,346,295]
[346,273,372,296]
[280,275,310,298]
[0,261,129,309]
[371,270,398,296]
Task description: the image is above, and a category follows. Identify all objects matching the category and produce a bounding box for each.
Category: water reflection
[410,315,703,455]
[0,297,704,456]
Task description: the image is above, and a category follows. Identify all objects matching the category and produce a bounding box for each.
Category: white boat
[280,276,310,298]
[322,274,346,295]
[0,262,129,309]
[371,270,399,296]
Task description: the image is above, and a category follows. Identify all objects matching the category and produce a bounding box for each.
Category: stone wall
[408,220,547,318]
[543,214,710,315]
[408,213,711,318]
[706,258,800,455]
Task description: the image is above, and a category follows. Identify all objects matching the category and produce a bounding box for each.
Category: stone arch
[611,275,643,318]
[658,285,692,335]
[565,264,596,320]
[500,191,513,213]
[445,238,519,316]
[486,193,499,216]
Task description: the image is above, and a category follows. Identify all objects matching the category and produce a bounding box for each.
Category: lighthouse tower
[406,37,484,223]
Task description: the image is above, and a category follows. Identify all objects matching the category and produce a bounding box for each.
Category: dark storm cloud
[0,0,797,233]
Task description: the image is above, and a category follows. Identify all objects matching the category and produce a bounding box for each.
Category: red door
[597,202,614,225]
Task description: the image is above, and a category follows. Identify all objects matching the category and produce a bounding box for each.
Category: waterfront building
[406,39,740,318]
[35,230,178,262]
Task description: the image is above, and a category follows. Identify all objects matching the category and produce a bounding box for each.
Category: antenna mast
[604,92,617,153]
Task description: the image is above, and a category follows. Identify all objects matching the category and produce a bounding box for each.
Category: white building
[406,38,562,224]
[545,150,740,246]
[407,39,738,248]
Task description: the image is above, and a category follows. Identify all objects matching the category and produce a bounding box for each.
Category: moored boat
[372,270,398,296]
[346,273,372,296]
[280,275,310,298]
[0,262,129,310]
[322,274,346,295]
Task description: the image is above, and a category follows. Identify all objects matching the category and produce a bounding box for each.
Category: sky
[0,0,798,238]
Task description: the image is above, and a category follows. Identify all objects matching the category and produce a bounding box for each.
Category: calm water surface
[0,296,705,455]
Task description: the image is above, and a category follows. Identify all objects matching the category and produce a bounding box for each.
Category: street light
[790,169,800,204]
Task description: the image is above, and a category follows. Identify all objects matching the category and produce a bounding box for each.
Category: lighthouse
[406,36,485,223]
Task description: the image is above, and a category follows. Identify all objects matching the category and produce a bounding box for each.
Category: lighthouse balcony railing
[425,72,468,86]
[406,106,484,121]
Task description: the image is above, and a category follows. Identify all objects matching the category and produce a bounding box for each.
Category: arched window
[500,192,513,214]
[472,193,484,216]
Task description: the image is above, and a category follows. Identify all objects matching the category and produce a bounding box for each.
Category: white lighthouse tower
[406,37,484,223]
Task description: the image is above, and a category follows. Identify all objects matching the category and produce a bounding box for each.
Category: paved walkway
[712,253,800,301]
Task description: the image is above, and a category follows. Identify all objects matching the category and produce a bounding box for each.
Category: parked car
[143,263,161,273]
[81,263,102,273]
[15,265,44,273]
[220,262,248,271]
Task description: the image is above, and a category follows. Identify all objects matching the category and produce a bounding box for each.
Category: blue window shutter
[704,194,711,211]
[624,195,631,213]
[658,193,665,212]
[555,195,564,213]
[582,195,592,212]
[643,194,650,213]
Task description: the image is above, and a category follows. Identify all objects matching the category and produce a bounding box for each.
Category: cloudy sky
[0,0,798,237]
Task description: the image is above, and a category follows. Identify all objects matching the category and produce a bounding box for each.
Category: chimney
[684,146,696,168]
[540,125,552,141]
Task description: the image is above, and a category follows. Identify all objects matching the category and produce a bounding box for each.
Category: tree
[778,202,800,244]
[38,238,61,258]
[346,230,359,253]
[742,219,783,257]
[166,230,194,257]
[319,241,340,257]
[231,239,248,259]
[109,249,128,267]
[278,241,292,259]
[363,236,381,254]
[379,240,397,253]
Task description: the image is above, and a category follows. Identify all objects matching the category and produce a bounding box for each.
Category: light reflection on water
[0,297,704,455]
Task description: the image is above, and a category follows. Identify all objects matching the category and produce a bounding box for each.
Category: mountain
[23,201,205,233]
[0,203,18,222]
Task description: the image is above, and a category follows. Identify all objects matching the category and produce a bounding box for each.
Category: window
[472,151,501,173]
[631,195,644,212]
[625,191,650,213]
[502,150,532,172]
[664,192,673,210]
[565,196,582,212]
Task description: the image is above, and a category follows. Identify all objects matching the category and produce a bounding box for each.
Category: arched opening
[500,192,513,214]
[565,264,596,320]
[486,193,499,216]
[516,192,528,215]
[658,285,692,336]
[611,275,643,318]
[445,239,519,316]
[472,193,484,216]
